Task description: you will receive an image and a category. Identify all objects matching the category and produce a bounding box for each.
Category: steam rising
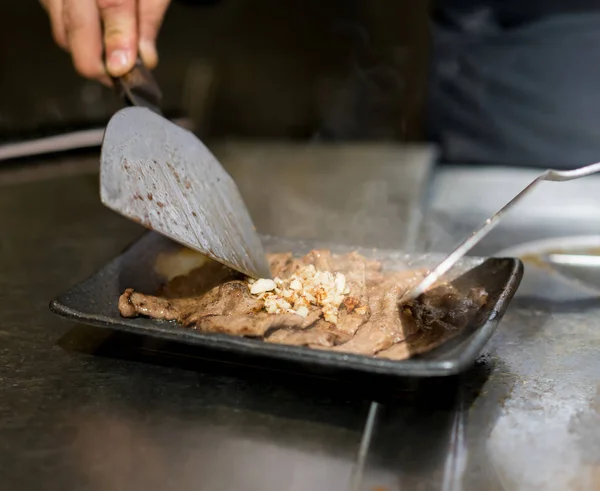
[218,21,422,251]
[217,143,433,251]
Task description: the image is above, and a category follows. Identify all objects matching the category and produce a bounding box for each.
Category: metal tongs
[399,161,600,304]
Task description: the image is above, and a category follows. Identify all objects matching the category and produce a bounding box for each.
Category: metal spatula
[399,161,600,303]
[100,58,271,279]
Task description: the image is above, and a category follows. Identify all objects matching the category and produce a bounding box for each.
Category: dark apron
[427,5,600,168]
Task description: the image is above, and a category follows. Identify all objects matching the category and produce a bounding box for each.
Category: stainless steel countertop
[1,156,599,491]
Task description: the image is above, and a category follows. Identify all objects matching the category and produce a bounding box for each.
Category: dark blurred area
[0,0,429,144]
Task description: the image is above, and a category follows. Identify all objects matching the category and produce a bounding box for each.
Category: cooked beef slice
[119,288,185,321]
[268,252,296,278]
[266,326,336,347]
[160,260,242,298]
[119,281,263,325]
[332,284,419,356]
[303,249,334,271]
[196,311,321,337]
[404,284,488,331]
[377,284,490,360]
[329,253,371,339]
[376,323,455,360]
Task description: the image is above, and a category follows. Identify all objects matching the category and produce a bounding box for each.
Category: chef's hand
[40,0,172,85]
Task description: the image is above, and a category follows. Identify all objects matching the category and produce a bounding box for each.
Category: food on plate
[119,249,488,359]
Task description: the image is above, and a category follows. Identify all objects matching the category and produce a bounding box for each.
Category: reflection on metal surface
[350,402,380,491]
[70,406,359,491]
[440,393,467,491]
[547,253,600,267]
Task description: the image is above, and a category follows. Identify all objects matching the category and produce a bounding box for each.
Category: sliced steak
[329,253,371,339]
[342,251,382,277]
[119,281,264,326]
[268,253,295,278]
[303,249,334,271]
[160,261,241,298]
[197,311,319,337]
[177,281,264,326]
[266,326,336,347]
[377,284,489,360]
[405,284,488,331]
[333,284,419,356]
[119,288,185,321]
[375,324,451,360]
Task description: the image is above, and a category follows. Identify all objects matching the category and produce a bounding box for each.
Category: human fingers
[63,0,108,81]
[40,0,68,50]
[138,0,172,68]
[98,0,138,77]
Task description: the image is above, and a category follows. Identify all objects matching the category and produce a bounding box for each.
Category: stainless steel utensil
[100,58,271,279]
[399,161,600,303]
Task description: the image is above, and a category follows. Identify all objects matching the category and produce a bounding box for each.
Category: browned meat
[160,260,241,298]
[119,288,184,320]
[266,326,336,347]
[342,251,383,277]
[268,253,296,278]
[304,249,334,271]
[295,317,356,345]
[119,281,263,326]
[329,252,370,339]
[377,284,490,360]
[196,281,262,315]
[330,269,426,355]
[376,324,454,360]
[118,249,488,361]
[403,284,488,331]
[197,311,320,337]
[333,285,418,355]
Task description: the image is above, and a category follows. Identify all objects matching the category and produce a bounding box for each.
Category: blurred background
[0,0,429,144]
[3,0,600,253]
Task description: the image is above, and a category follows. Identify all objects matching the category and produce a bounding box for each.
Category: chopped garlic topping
[247,264,354,324]
[289,279,302,291]
[250,278,277,295]
[295,306,309,318]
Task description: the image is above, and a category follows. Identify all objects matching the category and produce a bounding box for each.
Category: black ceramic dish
[50,232,523,377]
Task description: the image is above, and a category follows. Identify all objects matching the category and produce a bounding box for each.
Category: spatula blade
[100,106,271,279]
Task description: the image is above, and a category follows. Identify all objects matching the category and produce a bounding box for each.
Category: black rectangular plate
[50,233,523,377]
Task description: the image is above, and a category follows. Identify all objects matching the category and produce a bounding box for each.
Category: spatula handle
[111,56,163,115]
